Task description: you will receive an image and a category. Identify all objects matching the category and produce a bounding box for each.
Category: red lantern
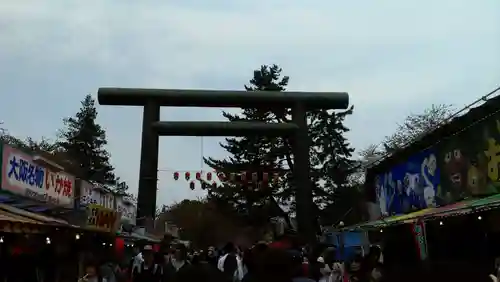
[173,172,179,181]
[153,244,160,252]
[189,181,195,190]
[206,172,212,181]
[212,182,217,189]
[185,172,191,181]
[115,237,125,256]
[262,172,269,182]
[196,172,201,180]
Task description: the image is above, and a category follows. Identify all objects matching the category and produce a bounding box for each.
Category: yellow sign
[86,204,119,232]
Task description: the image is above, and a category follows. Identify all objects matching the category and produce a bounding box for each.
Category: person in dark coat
[131,245,163,282]
[163,244,191,281]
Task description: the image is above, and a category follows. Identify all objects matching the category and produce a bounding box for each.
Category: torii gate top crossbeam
[98,88,349,110]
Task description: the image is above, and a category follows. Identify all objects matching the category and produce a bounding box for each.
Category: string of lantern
[163,169,282,191]
[162,138,283,190]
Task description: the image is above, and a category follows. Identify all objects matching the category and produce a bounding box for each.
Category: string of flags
[172,171,281,190]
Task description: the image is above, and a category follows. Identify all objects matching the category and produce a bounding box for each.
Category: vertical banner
[412,219,429,261]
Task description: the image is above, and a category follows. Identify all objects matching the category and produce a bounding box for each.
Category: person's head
[174,244,187,261]
[133,245,141,255]
[84,261,100,278]
[347,254,363,274]
[370,262,384,282]
[191,252,201,265]
[142,245,154,263]
[317,257,331,276]
[223,242,236,254]
[175,263,232,282]
[255,249,295,282]
[207,246,215,257]
[288,250,305,278]
[369,245,382,261]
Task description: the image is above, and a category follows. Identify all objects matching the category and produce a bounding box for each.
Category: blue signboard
[375,149,440,215]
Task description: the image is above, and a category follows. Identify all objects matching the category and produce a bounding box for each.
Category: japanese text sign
[86,204,119,232]
[1,145,74,207]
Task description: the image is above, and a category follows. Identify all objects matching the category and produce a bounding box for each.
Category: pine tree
[204,64,356,226]
[59,94,115,184]
[204,65,289,225]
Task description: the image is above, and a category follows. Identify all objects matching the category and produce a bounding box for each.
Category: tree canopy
[360,104,455,163]
[204,64,357,228]
[58,94,116,184]
[161,199,242,248]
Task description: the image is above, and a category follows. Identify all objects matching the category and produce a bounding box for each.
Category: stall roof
[0,203,70,226]
[346,196,500,230]
[118,231,161,243]
[0,208,44,225]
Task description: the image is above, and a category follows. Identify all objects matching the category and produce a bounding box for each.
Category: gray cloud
[0,0,499,205]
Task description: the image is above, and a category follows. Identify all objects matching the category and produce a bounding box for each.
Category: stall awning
[118,231,161,243]
[0,209,48,233]
[348,195,500,230]
[0,209,43,225]
[0,203,70,226]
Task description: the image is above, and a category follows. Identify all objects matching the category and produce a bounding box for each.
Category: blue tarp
[324,231,367,261]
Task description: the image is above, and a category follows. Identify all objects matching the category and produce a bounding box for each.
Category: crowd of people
[78,241,385,282]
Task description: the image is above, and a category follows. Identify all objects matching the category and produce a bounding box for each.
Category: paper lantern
[173,172,179,181]
[115,237,125,256]
[153,244,160,252]
[185,172,191,181]
[189,181,195,190]
[206,172,212,181]
[196,172,201,180]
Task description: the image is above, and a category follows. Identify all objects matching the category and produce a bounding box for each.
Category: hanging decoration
[172,170,283,191]
[115,237,125,256]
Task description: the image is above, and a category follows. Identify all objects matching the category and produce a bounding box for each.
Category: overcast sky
[1,0,499,206]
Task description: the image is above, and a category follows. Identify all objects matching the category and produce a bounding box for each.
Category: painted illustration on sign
[1,145,74,207]
[437,118,500,204]
[116,196,137,225]
[375,149,440,215]
[80,180,115,209]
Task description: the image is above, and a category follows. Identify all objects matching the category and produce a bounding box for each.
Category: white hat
[143,245,153,251]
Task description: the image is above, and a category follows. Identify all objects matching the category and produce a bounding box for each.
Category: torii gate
[98,88,349,244]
